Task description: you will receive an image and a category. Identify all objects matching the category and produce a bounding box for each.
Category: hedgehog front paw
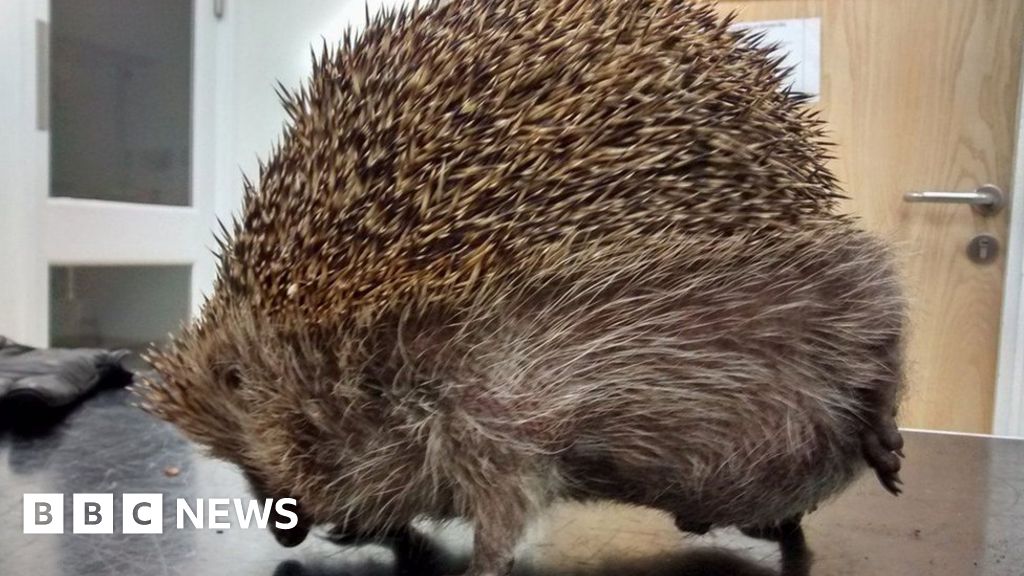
[447,561,513,576]
[673,516,711,535]
[739,514,803,542]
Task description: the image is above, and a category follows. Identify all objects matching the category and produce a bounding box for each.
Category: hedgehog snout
[243,468,312,547]
[269,508,310,547]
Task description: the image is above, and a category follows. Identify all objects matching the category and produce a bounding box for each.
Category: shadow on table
[270,527,811,576]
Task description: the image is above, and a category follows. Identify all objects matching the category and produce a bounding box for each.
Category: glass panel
[50,266,191,369]
[50,0,193,206]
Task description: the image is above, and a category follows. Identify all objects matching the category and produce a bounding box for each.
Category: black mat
[0,336,131,431]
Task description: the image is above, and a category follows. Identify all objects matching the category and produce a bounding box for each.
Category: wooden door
[717,0,1023,432]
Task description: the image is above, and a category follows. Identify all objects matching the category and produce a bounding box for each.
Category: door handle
[903,185,1004,216]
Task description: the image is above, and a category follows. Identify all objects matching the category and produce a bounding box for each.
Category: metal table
[1,387,1022,575]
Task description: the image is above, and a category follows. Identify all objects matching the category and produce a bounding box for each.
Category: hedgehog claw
[879,471,903,496]
[862,427,903,496]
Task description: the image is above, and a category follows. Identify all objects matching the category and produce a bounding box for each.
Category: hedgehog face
[140,338,246,456]
[137,318,316,546]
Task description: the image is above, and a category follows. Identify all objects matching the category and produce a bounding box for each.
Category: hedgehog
[135,0,906,574]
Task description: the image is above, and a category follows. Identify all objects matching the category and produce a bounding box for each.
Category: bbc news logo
[23,493,299,534]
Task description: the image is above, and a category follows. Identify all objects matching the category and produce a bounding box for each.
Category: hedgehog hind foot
[860,335,906,496]
[861,392,905,495]
[862,425,904,495]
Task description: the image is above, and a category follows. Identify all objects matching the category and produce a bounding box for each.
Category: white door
[0,0,219,355]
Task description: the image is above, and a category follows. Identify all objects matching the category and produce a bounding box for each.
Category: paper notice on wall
[730,18,822,101]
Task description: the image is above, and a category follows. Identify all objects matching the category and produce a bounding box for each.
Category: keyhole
[967,234,1000,264]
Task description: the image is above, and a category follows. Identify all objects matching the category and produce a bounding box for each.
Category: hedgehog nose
[268,504,310,548]
[270,515,309,547]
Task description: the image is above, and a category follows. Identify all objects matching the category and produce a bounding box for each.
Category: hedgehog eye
[224,367,242,390]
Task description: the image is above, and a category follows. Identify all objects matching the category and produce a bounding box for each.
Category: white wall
[215,0,407,221]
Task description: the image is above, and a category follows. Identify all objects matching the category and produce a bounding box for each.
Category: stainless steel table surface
[1,387,1021,576]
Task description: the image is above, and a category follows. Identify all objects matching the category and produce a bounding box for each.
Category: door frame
[993,34,1024,437]
[0,0,220,347]
[0,0,45,346]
